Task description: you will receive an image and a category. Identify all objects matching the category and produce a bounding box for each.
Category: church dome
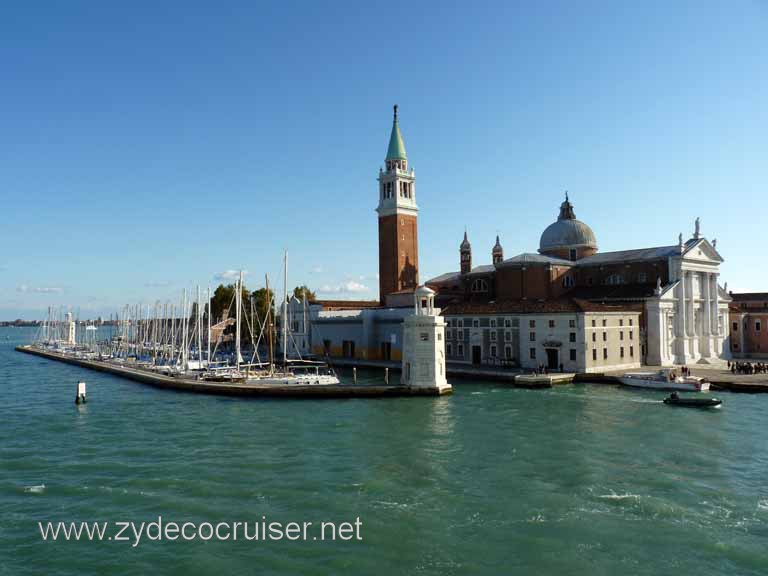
[539,194,597,253]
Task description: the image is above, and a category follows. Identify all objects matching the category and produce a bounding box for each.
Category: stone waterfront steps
[15,346,451,398]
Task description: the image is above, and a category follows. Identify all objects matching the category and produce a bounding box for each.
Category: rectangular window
[757,321,762,332]
[620,331,624,341]
[629,319,634,326]
[505,331,511,342]
[591,319,596,327]
[473,319,479,328]
[592,333,596,342]
[732,321,738,332]
[447,343,452,356]
[437,333,442,341]
[464,329,469,339]
[505,319,511,328]
[629,331,633,340]
[602,332,607,341]
[490,319,497,328]
[592,349,597,361]
[549,320,555,328]
[530,348,536,359]
[420,333,429,341]
[569,319,576,328]
[491,332,497,341]
[619,319,624,327]
[570,348,577,361]
[620,347,625,358]
[530,332,536,342]
[458,344,464,357]
[458,319,464,328]
[630,346,634,357]
[505,346,512,359]
[603,348,608,360]
[569,332,576,343]
[491,345,497,357]
[529,320,536,328]
[602,319,607,327]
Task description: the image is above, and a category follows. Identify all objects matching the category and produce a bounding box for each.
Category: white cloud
[310,265,324,274]
[17,285,64,294]
[214,270,248,281]
[318,280,370,294]
[144,281,171,288]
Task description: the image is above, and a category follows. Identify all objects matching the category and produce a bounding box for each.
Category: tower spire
[386,104,407,161]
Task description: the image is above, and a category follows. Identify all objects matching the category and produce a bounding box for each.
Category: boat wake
[24,484,45,494]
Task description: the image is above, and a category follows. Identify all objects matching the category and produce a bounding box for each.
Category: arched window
[471,279,489,293]
[605,274,625,286]
[562,275,574,288]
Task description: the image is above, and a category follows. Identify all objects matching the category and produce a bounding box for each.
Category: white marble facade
[646,230,731,366]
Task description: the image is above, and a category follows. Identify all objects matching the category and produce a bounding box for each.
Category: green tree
[292,285,316,302]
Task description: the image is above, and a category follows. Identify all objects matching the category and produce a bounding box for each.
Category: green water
[2,327,767,575]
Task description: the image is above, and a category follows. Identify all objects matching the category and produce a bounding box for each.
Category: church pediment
[682,239,723,263]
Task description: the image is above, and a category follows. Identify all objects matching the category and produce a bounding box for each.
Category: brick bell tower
[377,105,419,303]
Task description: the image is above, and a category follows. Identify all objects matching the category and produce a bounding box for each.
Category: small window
[490,319,497,328]
[549,320,555,328]
[471,279,489,293]
[529,320,536,328]
[504,319,511,328]
[569,332,576,343]
[619,319,624,327]
[592,349,597,361]
[757,321,762,332]
[603,348,608,360]
[592,333,596,342]
[602,332,607,341]
[630,346,634,357]
[638,272,647,283]
[629,331,633,340]
[420,333,429,341]
[473,319,479,328]
[530,348,536,359]
[570,349,577,361]
[491,332,497,341]
[732,322,738,332]
[437,333,442,341]
[458,319,464,328]
[569,248,577,260]
[563,275,574,287]
[458,344,464,356]
[569,319,576,328]
[530,332,536,342]
[620,347,625,358]
[505,331,511,341]
[490,345,497,357]
[591,319,596,327]
[629,319,633,326]
[620,331,624,341]
[505,346,512,359]
[602,319,607,327]
[447,343,452,356]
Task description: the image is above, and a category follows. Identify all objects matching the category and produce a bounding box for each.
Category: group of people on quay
[729,361,768,375]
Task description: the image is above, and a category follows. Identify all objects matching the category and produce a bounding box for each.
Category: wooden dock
[15,346,452,398]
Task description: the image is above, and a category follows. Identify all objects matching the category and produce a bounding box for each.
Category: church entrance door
[546,348,559,370]
[472,346,482,365]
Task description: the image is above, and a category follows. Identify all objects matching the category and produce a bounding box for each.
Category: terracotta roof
[316,300,381,311]
[442,298,642,315]
[730,292,768,302]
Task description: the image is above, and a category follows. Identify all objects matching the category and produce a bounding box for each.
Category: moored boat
[618,370,710,392]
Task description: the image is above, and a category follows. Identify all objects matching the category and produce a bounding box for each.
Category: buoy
[385,367,389,384]
[353,367,357,384]
[75,381,87,404]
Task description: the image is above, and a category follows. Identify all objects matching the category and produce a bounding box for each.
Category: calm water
[2,326,767,575]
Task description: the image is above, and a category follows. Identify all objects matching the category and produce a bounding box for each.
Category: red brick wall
[378,213,418,299]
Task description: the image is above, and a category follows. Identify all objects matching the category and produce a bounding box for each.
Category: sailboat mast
[282,250,288,367]
[196,285,202,367]
[207,286,211,365]
[236,271,242,371]
[266,274,273,375]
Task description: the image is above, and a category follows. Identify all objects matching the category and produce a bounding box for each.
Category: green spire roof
[386,105,407,161]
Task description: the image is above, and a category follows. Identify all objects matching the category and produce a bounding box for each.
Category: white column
[700,272,711,358]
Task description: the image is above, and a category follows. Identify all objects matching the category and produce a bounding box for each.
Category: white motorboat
[618,370,710,391]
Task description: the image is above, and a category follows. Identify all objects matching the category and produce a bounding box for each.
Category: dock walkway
[15,346,451,398]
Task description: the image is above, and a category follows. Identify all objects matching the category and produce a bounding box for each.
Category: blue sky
[1,1,766,319]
